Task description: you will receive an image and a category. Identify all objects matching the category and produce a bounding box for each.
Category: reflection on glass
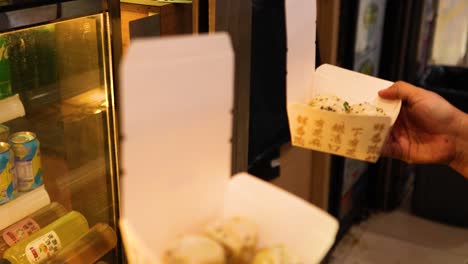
[431,0,468,66]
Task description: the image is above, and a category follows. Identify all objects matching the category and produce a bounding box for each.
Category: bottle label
[3,218,41,246]
[25,231,62,264]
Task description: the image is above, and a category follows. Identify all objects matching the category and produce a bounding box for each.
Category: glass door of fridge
[0,9,121,263]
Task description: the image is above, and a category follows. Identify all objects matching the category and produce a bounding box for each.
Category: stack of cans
[0,129,43,205]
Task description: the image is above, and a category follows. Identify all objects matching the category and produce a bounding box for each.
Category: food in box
[120,174,339,264]
[287,64,402,163]
[285,0,401,162]
[164,216,303,264]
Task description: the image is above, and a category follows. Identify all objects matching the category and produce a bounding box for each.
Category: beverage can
[8,132,42,192]
[0,33,12,99]
[0,142,15,204]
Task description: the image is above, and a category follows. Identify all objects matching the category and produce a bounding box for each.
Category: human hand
[378,81,467,177]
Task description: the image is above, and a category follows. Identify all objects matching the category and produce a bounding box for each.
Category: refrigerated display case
[0,0,123,262]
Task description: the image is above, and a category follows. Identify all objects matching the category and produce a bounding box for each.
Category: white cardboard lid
[285,0,317,104]
[120,33,234,253]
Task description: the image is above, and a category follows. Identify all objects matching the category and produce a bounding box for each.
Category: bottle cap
[0,259,11,264]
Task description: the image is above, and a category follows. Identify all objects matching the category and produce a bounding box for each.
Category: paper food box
[286,1,402,163]
[119,32,338,263]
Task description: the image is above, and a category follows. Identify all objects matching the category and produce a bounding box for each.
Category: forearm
[450,110,468,178]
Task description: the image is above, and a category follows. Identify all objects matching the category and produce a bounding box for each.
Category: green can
[0,33,12,99]
[9,132,43,192]
[0,142,15,204]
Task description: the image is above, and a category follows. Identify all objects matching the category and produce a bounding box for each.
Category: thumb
[378,81,420,102]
